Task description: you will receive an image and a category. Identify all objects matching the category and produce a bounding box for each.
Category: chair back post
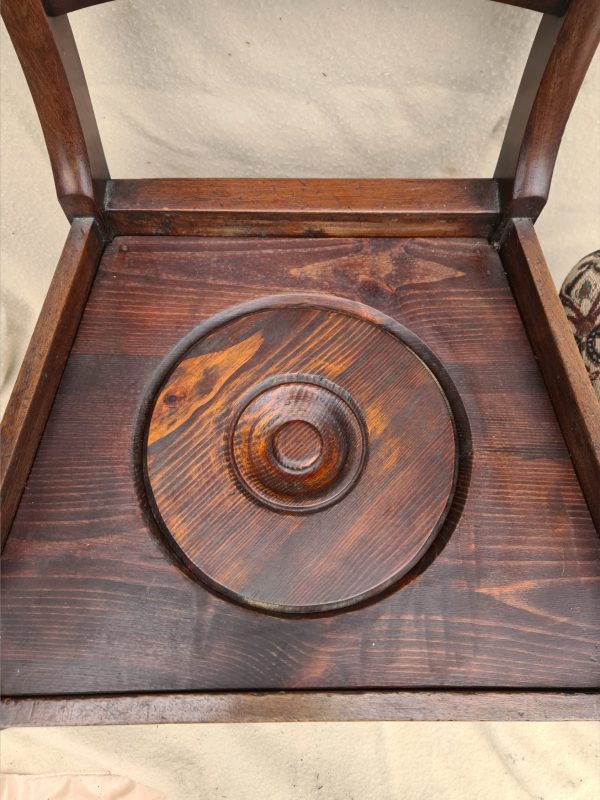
[495,0,600,234]
[1,0,109,221]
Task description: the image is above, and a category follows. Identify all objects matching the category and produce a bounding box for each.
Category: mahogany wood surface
[2,691,597,727]
[104,179,501,238]
[144,296,459,613]
[501,219,600,531]
[0,219,104,548]
[2,236,598,697]
[1,0,108,219]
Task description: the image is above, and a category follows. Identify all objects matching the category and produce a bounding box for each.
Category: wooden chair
[1,0,599,727]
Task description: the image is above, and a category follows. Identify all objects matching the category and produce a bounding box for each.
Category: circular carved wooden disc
[144,294,458,613]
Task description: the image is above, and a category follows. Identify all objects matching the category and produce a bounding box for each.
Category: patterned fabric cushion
[560,250,600,403]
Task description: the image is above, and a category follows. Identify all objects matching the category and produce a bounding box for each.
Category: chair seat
[1,233,598,697]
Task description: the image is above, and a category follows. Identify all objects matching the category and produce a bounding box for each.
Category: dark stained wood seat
[1,0,599,726]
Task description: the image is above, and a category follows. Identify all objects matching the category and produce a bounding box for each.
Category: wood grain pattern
[2,236,598,697]
[0,219,104,548]
[144,297,459,613]
[2,691,597,727]
[104,179,501,238]
[499,0,600,223]
[1,0,109,219]
[501,219,600,531]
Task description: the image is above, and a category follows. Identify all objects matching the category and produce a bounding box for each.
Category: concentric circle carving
[142,294,461,614]
[229,375,367,512]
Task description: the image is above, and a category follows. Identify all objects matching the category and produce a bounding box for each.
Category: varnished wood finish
[499,0,600,223]
[2,691,597,727]
[2,236,597,697]
[104,179,501,238]
[1,0,108,218]
[0,219,104,548]
[144,296,459,613]
[501,219,600,531]
[44,0,113,15]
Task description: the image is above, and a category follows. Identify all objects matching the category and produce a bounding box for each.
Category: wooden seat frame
[1,0,599,726]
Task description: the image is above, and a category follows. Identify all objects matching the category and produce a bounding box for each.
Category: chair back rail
[44,0,113,14]
[492,0,570,13]
[42,1,574,17]
[2,0,598,224]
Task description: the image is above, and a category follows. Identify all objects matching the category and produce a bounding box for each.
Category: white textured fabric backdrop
[2,722,599,799]
[1,1,599,797]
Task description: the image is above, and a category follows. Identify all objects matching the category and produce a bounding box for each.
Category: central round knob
[229,376,367,513]
[273,421,323,471]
